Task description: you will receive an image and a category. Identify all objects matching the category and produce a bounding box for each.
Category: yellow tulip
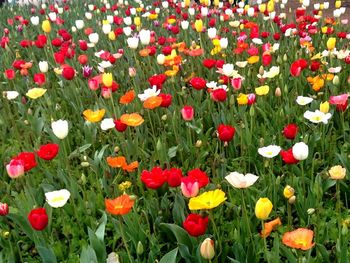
[213,0,219,6]
[102,73,113,87]
[267,0,275,12]
[83,109,106,122]
[184,0,191,7]
[259,4,266,12]
[335,1,341,8]
[237,94,248,105]
[194,19,203,33]
[255,197,273,220]
[283,185,295,199]
[326,37,336,50]
[247,56,260,64]
[134,17,141,27]
[319,101,330,113]
[42,20,51,33]
[255,85,269,96]
[108,31,116,41]
[26,88,47,99]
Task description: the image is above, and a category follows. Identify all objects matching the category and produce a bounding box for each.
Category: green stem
[241,190,255,252]
[336,181,341,242]
[119,217,133,262]
[287,202,292,229]
[209,211,222,258]
[261,221,270,263]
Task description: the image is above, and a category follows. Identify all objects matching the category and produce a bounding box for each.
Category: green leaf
[37,246,57,263]
[185,122,202,134]
[95,212,107,242]
[316,244,329,263]
[280,245,297,263]
[80,246,98,263]
[159,248,178,263]
[159,223,194,251]
[88,227,106,263]
[168,146,178,159]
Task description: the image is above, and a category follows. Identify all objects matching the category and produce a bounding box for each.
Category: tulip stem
[241,190,255,253]
[336,181,341,241]
[300,163,305,198]
[209,211,222,258]
[261,221,270,263]
[287,202,292,229]
[118,216,133,262]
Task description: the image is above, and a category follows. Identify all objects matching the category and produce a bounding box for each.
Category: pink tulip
[231,77,243,90]
[329,94,348,105]
[181,177,199,198]
[0,203,9,216]
[181,106,194,121]
[6,159,24,178]
[88,78,99,91]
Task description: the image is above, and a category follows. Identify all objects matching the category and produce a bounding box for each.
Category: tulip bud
[275,87,281,97]
[283,185,295,199]
[39,61,48,73]
[319,101,330,113]
[114,146,120,153]
[332,75,339,86]
[200,238,215,260]
[327,37,336,50]
[292,142,309,161]
[255,198,273,220]
[136,241,144,255]
[51,119,69,139]
[307,208,315,215]
[288,195,296,204]
[181,106,194,121]
[42,20,51,33]
[195,140,202,148]
[283,54,288,61]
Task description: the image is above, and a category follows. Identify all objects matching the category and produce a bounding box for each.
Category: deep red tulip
[183,214,209,237]
[217,124,235,142]
[28,208,48,231]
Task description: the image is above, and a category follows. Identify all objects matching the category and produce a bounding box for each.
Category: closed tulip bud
[0,203,9,216]
[275,87,281,97]
[327,37,336,50]
[42,20,51,33]
[200,238,215,260]
[81,161,90,167]
[51,119,69,139]
[181,20,189,30]
[283,185,295,199]
[139,29,151,45]
[292,142,309,161]
[102,73,113,87]
[288,195,296,204]
[134,17,141,26]
[108,31,116,41]
[194,19,203,33]
[157,54,165,65]
[320,101,330,113]
[255,198,273,220]
[181,106,194,121]
[114,146,120,153]
[161,114,167,121]
[127,37,139,49]
[307,208,315,215]
[333,75,339,86]
[195,140,202,148]
[136,241,144,255]
[259,65,264,75]
[39,61,48,73]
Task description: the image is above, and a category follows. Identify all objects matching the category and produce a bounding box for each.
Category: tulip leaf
[159,223,194,251]
[168,146,178,159]
[36,246,57,263]
[185,122,202,134]
[95,212,107,242]
[80,245,98,263]
[159,247,178,263]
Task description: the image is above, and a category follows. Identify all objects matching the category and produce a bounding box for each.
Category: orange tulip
[107,156,127,168]
[120,113,144,127]
[119,90,136,104]
[260,217,282,238]
[83,109,106,122]
[282,228,315,250]
[105,194,134,215]
[122,161,139,172]
[143,96,162,109]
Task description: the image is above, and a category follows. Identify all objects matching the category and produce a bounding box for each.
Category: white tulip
[124,16,132,25]
[127,37,139,49]
[75,20,84,29]
[123,27,132,36]
[3,91,19,100]
[220,38,228,49]
[30,16,39,26]
[181,20,189,30]
[89,33,99,44]
[101,118,115,131]
[102,24,112,34]
[225,172,259,189]
[201,7,208,17]
[157,54,165,64]
[207,28,217,39]
[48,12,57,22]
[51,119,69,139]
[292,142,309,161]
[139,29,151,45]
[247,7,255,17]
[39,61,48,73]
[85,12,93,20]
[45,189,71,208]
[258,145,281,158]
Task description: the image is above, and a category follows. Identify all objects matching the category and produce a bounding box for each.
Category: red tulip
[282,124,298,140]
[14,152,37,172]
[211,88,227,102]
[4,69,15,80]
[141,167,167,189]
[148,74,167,89]
[189,77,206,90]
[28,208,48,231]
[33,73,46,86]
[280,148,299,164]
[78,54,88,65]
[181,106,194,121]
[0,203,9,216]
[62,66,75,80]
[36,143,59,160]
[183,214,209,237]
[217,124,235,142]
[159,93,172,107]
[114,119,128,132]
[165,168,183,187]
[202,58,216,69]
[187,168,209,188]
[290,59,308,77]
